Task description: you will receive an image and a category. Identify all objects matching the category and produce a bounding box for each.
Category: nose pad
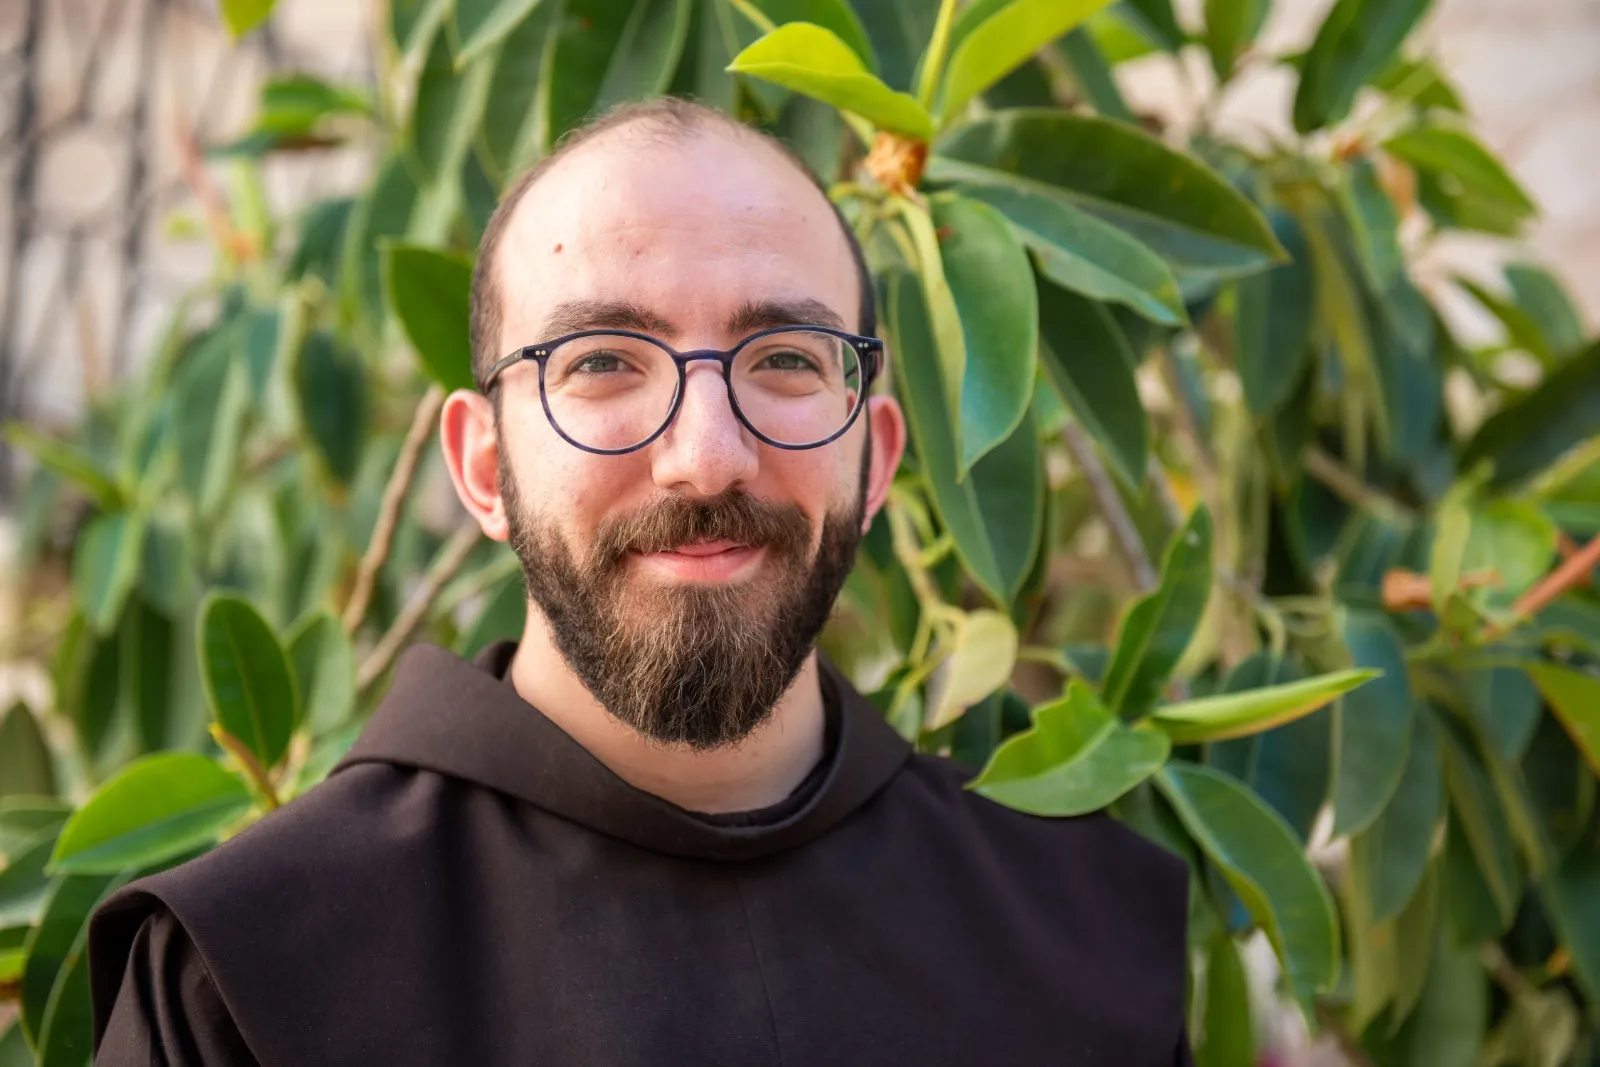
[651,358,759,495]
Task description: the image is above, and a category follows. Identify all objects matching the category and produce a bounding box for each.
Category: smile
[629,540,765,582]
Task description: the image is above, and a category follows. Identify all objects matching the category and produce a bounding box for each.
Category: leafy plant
[2,0,1598,1063]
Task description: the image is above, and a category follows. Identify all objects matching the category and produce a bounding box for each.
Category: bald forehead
[489,123,860,346]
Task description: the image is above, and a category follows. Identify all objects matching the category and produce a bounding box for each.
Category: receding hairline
[468,98,875,391]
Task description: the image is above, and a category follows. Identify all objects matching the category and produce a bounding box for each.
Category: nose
[649,358,759,497]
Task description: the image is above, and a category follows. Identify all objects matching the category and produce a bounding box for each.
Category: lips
[630,540,764,581]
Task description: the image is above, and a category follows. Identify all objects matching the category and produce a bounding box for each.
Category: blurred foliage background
[2,0,1599,1065]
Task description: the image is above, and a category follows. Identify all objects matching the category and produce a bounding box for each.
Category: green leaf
[341,156,419,328]
[0,703,55,801]
[1202,0,1269,80]
[1437,717,1521,927]
[293,330,369,486]
[71,510,146,637]
[1441,815,1505,944]
[408,21,497,186]
[1292,0,1430,134]
[451,0,550,66]
[1372,54,1463,113]
[1372,924,1488,1065]
[1504,262,1586,358]
[1233,208,1313,417]
[170,320,253,522]
[968,681,1169,815]
[0,828,63,927]
[383,244,477,392]
[1196,930,1254,1067]
[1461,340,1600,487]
[120,597,174,755]
[926,610,1019,730]
[1100,506,1213,720]
[49,753,250,875]
[1356,713,1444,922]
[1384,121,1537,233]
[20,869,132,1044]
[0,799,71,858]
[886,268,1043,603]
[933,195,1039,473]
[1120,0,1185,51]
[1152,668,1378,745]
[1156,761,1341,1009]
[478,0,566,179]
[930,109,1283,278]
[596,0,693,111]
[1,423,123,511]
[286,611,357,737]
[1331,609,1414,837]
[1056,27,1136,122]
[957,182,1184,325]
[32,922,95,1067]
[1387,857,1439,1030]
[1462,667,1541,763]
[728,23,932,138]
[1208,655,1333,844]
[1526,664,1600,779]
[1542,845,1600,1011]
[935,0,1114,123]
[1036,279,1148,487]
[851,0,934,91]
[1342,157,1402,291]
[220,0,275,37]
[198,592,298,770]
[454,572,528,660]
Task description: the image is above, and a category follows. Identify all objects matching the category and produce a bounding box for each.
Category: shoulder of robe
[891,751,1190,935]
[89,761,435,968]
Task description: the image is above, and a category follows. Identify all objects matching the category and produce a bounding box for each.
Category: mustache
[589,490,813,567]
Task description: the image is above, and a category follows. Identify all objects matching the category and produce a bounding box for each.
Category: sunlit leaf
[728,23,933,137]
[968,681,1169,815]
[926,610,1019,730]
[49,754,249,876]
[1151,668,1378,745]
[936,0,1114,123]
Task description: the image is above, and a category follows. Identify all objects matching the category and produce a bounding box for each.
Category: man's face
[447,126,904,750]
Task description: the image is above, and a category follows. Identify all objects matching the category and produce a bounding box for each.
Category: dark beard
[500,456,865,751]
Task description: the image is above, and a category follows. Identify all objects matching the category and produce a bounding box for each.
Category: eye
[573,352,627,374]
[756,348,820,373]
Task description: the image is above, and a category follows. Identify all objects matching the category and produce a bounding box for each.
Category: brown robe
[88,640,1193,1065]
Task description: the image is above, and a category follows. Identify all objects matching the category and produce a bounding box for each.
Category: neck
[507,606,827,815]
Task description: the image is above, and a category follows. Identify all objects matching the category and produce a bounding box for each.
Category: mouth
[628,539,766,582]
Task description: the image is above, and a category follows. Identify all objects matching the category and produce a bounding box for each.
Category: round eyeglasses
[477,325,885,455]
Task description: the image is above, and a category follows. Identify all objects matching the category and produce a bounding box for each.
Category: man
[89,97,1192,1065]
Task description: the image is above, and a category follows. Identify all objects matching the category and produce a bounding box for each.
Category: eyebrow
[538,296,848,341]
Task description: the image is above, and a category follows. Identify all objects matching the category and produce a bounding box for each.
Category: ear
[860,394,906,533]
[440,389,511,542]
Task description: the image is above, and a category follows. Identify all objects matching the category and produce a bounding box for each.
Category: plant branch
[1062,421,1157,591]
[1480,529,1600,642]
[342,383,446,634]
[1303,445,1412,523]
[209,724,281,811]
[357,521,482,692]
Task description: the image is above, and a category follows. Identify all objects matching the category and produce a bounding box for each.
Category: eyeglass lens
[540,330,865,451]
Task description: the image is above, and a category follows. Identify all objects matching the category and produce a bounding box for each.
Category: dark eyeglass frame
[477,323,886,455]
